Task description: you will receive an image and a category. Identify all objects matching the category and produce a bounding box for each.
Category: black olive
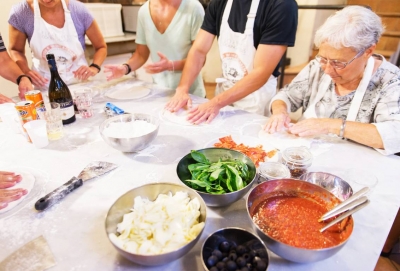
[219,241,231,252]
[242,253,251,263]
[253,257,267,271]
[240,267,249,271]
[228,252,237,261]
[216,261,227,269]
[249,250,257,259]
[222,257,229,262]
[236,245,247,255]
[207,255,218,267]
[226,260,237,271]
[212,249,223,260]
[236,257,246,268]
[209,267,218,271]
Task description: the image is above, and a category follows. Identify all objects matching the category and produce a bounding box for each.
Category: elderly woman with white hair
[264,5,400,155]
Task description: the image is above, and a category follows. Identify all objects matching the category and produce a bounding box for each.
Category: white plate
[105,85,151,100]
[160,102,223,126]
[204,135,279,164]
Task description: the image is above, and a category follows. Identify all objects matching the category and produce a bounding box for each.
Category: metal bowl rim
[177,147,257,195]
[105,182,207,258]
[200,226,270,270]
[246,178,354,252]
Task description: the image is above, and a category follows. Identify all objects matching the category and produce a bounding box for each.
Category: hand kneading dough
[162,106,221,126]
[105,86,151,100]
[0,171,35,213]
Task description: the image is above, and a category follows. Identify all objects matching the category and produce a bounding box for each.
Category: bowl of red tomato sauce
[246,179,354,263]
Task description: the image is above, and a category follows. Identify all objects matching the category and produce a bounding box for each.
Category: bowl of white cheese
[99,113,159,152]
[106,182,207,266]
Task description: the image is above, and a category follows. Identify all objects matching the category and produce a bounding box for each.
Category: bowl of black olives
[201,227,269,271]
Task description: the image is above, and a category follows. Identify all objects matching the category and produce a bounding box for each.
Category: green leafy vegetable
[184,150,252,194]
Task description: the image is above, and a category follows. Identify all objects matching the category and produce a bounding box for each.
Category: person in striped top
[0,33,33,103]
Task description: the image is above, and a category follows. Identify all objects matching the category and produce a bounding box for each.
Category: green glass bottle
[46,54,76,124]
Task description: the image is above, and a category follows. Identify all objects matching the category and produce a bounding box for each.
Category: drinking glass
[38,102,64,140]
[74,88,93,118]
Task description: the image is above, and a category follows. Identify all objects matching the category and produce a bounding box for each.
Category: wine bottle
[46,54,76,124]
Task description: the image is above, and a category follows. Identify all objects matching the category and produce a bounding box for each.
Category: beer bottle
[46,54,76,124]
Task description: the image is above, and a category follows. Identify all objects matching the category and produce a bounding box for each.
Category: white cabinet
[122,6,141,33]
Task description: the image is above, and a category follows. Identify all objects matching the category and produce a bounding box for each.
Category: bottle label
[59,100,75,120]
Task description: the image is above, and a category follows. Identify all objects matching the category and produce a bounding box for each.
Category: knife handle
[35,177,83,211]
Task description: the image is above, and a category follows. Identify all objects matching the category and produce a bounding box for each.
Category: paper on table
[0,235,56,271]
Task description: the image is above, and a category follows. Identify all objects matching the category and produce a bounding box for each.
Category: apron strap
[245,0,260,34]
[346,56,374,121]
[33,0,42,18]
[221,0,233,22]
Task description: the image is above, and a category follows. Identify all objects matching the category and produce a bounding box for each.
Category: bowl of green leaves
[176,148,257,207]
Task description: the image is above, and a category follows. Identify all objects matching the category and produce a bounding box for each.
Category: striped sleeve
[0,34,6,52]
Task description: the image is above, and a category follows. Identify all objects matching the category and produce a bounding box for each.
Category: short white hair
[314,6,384,52]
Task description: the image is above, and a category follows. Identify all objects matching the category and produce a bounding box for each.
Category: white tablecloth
[0,79,399,271]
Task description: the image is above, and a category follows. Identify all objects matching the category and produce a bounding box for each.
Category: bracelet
[339,118,347,139]
[89,63,101,73]
[16,75,32,85]
[170,60,174,72]
[122,63,131,75]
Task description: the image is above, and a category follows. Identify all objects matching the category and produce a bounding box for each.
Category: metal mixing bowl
[176,148,257,207]
[300,171,353,201]
[246,179,354,263]
[99,113,159,152]
[105,182,207,266]
[201,227,270,271]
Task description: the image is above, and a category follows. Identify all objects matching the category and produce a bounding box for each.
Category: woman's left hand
[187,100,222,125]
[144,52,171,74]
[73,65,98,81]
[289,118,337,137]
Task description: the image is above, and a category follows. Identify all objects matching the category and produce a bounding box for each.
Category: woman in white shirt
[264,6,400,155]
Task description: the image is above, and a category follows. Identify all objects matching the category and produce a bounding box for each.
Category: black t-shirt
[201,0,298,76]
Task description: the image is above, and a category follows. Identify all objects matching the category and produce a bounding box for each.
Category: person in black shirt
[165,0,298,124]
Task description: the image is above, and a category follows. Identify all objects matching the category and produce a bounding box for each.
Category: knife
[35,161,118,211]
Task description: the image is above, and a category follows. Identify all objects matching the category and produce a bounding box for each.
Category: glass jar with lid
[281,146,313,178]
[257,162,291,183]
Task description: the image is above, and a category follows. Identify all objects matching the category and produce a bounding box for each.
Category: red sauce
[252,195,352,249]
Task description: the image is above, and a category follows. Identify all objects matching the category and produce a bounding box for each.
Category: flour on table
[102,120,157,138]
[0,171,35,214]
[105,86,150,100]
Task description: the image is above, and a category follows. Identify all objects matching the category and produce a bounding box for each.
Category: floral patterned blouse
[271,54,400,155]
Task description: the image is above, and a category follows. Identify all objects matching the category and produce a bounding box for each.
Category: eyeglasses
[315,50,364,70]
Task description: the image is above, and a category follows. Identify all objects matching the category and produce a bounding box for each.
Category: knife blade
[35,161,118,211]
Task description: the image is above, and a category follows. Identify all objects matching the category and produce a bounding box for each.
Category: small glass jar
[281,146,313,178]
[257,162,291,183]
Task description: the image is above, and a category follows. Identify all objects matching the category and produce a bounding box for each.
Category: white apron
[301,56,375,121]
[216,0,277,116]
[30,0,87,90]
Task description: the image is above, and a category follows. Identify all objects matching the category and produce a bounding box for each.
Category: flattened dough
[258,129,313,150]
[105,86,151,100]
[0,171,35,213]
[162,105,222,126]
